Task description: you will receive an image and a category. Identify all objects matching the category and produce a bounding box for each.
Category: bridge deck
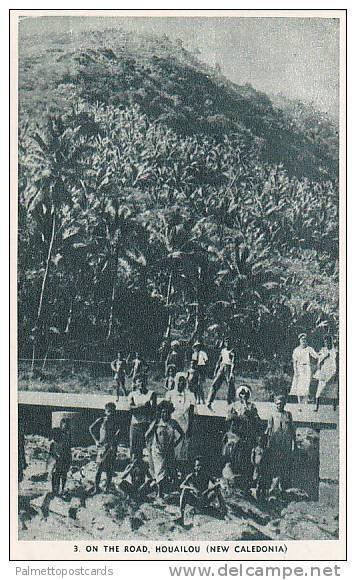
[18,391,338,430]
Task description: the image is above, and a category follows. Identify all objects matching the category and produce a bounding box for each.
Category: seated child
[49,418,72,496]
[178,456,227,525]
[118,457,153,500]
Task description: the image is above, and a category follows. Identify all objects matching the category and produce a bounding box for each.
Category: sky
[20,15,340,117]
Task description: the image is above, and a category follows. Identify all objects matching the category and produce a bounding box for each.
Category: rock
[278,501,338,539]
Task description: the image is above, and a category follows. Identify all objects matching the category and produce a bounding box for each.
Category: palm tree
[25,115,92,373]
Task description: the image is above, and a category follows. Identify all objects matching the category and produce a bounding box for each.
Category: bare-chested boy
[89,402,120,493]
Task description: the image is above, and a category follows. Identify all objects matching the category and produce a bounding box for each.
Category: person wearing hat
[191,341,209,402]
[165,340,183,376]
[207,338,236,409]
[265,394,297,497]
[290,333,318,410]
[223,385,262,490]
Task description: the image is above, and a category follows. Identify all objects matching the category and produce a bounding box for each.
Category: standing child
[129,352,143,388]
[89,402,120,494]
[165,341,183,375]
[111,352,128,400]
[207,339,236,409]
[191,341,208,396]
[187,360,199,399]
[49,418,72,496]
[164,365,176,391]
[266,395,296,497]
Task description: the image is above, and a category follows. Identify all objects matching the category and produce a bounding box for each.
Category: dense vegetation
[18,27,339,371]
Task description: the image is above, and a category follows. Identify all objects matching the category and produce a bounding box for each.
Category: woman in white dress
[290,333,318,409]
[314,336,338,412]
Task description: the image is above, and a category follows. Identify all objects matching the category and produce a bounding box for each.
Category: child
[165,341,183,375]
[49,418,72,496]
[266,395,296,496]
[164,364,176,391]
[251,433,269,500]
[129,352,143,387]
[187,360,199,398]
[195,358,206,405]
[207,339,236,409]
[178,456,227,526]
[191,341,208,395]
[111,352,128,400]
[89,402,120,494]
[118,457,153,501]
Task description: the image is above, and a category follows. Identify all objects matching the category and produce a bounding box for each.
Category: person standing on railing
[289,333,318,410]
[191,341,208,403]
[129,352,144,388]
[207,338,236,410]
[314,335,338,412]
[165,340,183,375]
[111,352,128,401]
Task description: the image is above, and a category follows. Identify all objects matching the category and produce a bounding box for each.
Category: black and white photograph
[10,9,346,560]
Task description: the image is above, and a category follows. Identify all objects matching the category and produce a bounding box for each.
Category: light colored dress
[290,346,318,397]
[165,389,195,461]
[315,347,338,399]
[148,419,178,483]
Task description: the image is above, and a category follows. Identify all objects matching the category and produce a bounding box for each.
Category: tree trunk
[65,299,73,334]
[106,232,120,340]
[193,266,203,337]
[31,206,56,376]
[164,271,173,339]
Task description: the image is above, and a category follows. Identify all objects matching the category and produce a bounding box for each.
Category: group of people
[19,332,338,526]
[40,377,299,526]
[290,333,338,411]
[43,374,228,525]
[111,337,237,410]
[111,332,338,413]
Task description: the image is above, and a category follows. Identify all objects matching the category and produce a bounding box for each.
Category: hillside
[19,27,338,181]
[17,25,339,375]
